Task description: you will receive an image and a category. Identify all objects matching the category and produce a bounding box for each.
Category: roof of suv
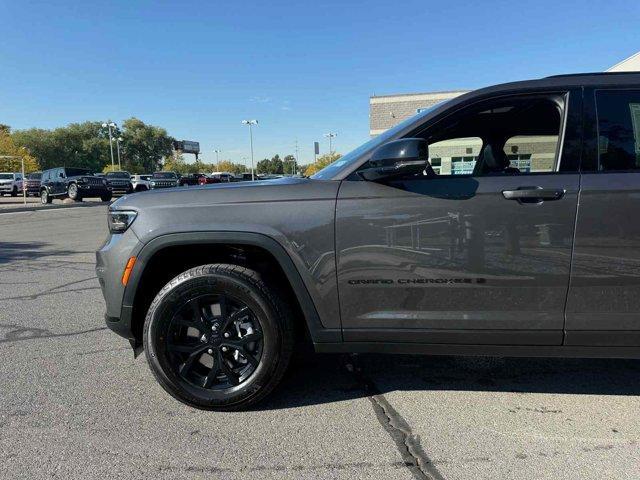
[476,71,640,95]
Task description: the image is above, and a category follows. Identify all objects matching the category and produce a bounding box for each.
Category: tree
[214,160,246,175]
[282,154,297,175]
[304,152,341,176]
[257,154,286,174]
[12,122,111,172]
[0,130,39,173]
[120,118,174,173]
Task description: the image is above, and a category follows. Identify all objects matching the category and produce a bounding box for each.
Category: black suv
[40,167,112,204]
[149,171,179,189]
[105,171,133,195]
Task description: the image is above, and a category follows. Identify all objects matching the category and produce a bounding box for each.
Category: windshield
[311,103,445,180]
[27,173,41,179]
[0,173,13,180]
[66,168,92,177]
[106,171,130,178]
[153,172,177,179]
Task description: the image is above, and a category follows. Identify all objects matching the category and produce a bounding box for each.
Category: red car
[199,172,235,184]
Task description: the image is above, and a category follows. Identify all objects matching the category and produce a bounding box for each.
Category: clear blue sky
[1,0,638,167]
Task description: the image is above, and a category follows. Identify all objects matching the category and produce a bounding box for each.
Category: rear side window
[596,90,640,171]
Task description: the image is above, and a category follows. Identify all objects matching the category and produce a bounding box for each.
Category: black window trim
[347,89,579,180]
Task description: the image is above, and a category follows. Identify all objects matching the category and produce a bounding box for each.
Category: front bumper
[0,184,15,193]
[96,227,143,344]
[109,183,133,194]
[78,185,112,196]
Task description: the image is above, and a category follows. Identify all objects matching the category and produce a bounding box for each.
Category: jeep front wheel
[143,264,294,410]
[40,189,52,204]
[68,183,82,201]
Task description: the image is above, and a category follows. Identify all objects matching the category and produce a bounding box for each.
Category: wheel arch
[124,232,339,351]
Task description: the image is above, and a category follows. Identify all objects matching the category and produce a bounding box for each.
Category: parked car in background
[40,167,112,204]
[179,173,207,186]
[105,171,133,195]
[208,171,235,183]
[131,174,151,192]
[0,172,23,196]
[149,171,178,189]
[236,172,264,181]
[23,172,42,196]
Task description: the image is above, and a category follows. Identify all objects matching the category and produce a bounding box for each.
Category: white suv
[0,172,23,197]
[130,174,151,192]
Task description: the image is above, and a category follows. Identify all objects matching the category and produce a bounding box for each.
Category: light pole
[116,137,123,170]
[241,120,258,180]
[102,122,117,171]
[324,132,337,155]
[213,149,222,165]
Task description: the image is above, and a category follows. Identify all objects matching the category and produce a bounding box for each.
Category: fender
[122,231,342,345]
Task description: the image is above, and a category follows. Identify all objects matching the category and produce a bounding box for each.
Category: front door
[336,91,582,345]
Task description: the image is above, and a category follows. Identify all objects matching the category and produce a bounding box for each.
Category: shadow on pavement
[0,241,78,265]
[259,352,640,410]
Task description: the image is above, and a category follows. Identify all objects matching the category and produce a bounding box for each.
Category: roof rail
[545,72,640,79]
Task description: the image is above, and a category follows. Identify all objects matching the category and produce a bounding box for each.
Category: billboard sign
[173,140,200,154]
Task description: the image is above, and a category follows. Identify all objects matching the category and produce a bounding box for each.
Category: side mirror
[359,138,430,182]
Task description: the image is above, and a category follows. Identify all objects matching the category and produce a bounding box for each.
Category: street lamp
[116,137,123,170]
[324,132,337,155]
[241,120,258,180]
[101,121,117,171]
[213,149,222,165]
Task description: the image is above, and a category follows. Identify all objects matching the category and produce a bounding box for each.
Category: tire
[68,183,82,201]
[100,193,112,202]
[143,264,294,410]
[40,189,52,204]
[11,186,17,197]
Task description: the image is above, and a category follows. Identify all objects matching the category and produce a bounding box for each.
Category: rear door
[336,89,583,345]
[566,87,640,346]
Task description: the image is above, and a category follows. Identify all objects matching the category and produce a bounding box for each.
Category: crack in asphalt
[0,323,108,344]
[344,356,446,480]
[0,276,99,301]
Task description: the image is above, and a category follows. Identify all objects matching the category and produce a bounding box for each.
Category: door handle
[502,186,565,203]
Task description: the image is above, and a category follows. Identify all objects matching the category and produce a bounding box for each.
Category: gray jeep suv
[97,72,640,410]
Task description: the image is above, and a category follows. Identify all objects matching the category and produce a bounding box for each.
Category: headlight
[102,179,108,185]
[150,181,156,186]
[107,210,137,233]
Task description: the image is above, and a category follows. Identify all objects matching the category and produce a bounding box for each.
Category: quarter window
[596,90,640,171]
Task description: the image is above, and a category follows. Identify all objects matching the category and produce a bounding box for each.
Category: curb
[0,201,109,215]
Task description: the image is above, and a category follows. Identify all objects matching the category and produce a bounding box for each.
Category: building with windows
[368,52,639,175]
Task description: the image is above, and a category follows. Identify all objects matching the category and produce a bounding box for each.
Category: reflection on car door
[336,91,582,346]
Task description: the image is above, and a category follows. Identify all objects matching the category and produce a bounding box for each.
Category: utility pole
[241,120,258,180]
[324,132,337,155]
[116,137,123,170]
[294,139,300,176]
[102,121,117,171]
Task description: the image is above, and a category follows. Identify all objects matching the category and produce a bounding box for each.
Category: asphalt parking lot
[1,207,639,479]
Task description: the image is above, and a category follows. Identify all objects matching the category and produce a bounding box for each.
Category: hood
[111,177,338,211]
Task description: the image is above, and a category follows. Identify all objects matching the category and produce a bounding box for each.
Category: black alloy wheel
[144,264,294,410]
[166,294,263,389]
